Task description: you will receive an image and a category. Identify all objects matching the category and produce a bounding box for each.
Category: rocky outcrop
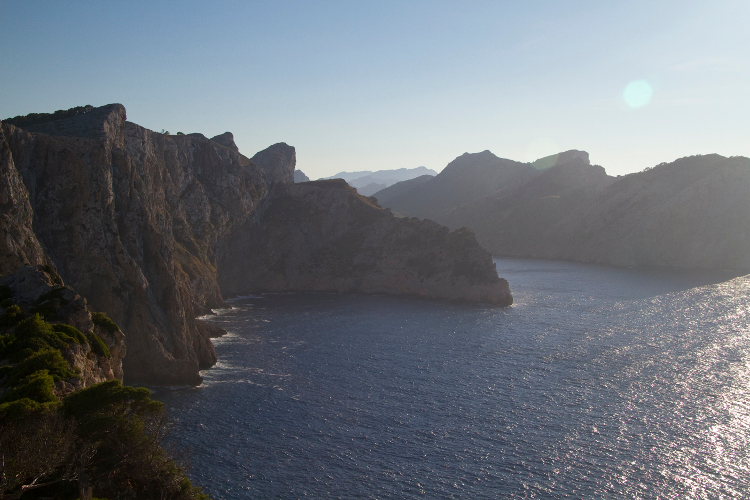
[1,104,514,385]
[251,142,296,185]
[0,265,126,390]
[2,105,268,385]
[218,180,512,305]
[440,155,615,258]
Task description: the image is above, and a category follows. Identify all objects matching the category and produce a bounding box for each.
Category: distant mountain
[381,150,588,220]
[322,166,437,194]
[355,182,387,196]
[378,150,750,270]
[294,170,310,182]
[372,175,435,206]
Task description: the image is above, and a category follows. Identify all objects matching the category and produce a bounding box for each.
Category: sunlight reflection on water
[156,259,750,499]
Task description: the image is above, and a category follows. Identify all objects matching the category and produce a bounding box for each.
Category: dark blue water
[155,259,750,499]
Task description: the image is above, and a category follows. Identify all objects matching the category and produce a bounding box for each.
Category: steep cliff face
[1,103,514,385]
[3,105,269,385]
[219,180,512,305]
[0,122,50,274]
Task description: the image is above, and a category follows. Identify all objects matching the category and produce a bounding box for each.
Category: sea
[154,258,750,499]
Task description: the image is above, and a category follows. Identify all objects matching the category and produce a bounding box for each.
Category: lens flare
[623,80,653,108]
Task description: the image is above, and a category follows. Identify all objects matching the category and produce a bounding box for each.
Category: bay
[155,259,750,499]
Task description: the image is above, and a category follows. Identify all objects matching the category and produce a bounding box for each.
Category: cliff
[0,123,51,274]
[1,104,513,385]
[219,179,512,305]
[2,105,268,385]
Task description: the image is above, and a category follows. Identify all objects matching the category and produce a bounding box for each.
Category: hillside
[380,150,541,220]
[378,148,750,270]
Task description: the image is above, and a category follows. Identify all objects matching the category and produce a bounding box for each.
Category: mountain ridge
[377,149,750,270]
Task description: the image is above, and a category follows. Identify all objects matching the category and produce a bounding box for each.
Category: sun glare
[623,80,654,108]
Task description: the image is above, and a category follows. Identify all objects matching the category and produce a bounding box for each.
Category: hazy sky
[1,1,748,178]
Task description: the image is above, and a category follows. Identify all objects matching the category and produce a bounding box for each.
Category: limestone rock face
[219,180,512,306]
[0,265,126,387]
[2,105,268,385]
[0,122,50,274]
[251,142,296,185]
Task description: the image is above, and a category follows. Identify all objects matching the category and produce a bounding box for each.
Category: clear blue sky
[1,1,748,178]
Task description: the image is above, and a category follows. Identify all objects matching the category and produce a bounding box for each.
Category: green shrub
[0,397,47,419]
[52,323,87,344]
[0,369,57,404]
[91,312,119,333]
[0,304,24,327]
[8,315,69,361]
[6,348,76,385]
[1,298,13,308]
[86,332,111,358]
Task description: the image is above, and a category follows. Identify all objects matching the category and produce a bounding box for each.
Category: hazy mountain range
[321,166,437,196]
[374,150,750,270]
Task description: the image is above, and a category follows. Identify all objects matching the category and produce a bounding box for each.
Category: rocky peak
[532,150,590,170]
[210,131,238,150]
[251,142,296,184]
[4,103,127,146]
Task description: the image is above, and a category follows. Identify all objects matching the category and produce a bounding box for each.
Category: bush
[86,332,111,358]
[0,369,57,404]
[7,315,72,362]
[0,304,24,327]
[91,312,119,333]
[5,348,76,385]
[53,323,87,344]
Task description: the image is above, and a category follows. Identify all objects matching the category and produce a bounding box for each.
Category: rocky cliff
[2,105,269,385]
[381,150,541,220]
[1,104,513,385]
[219,179,512,305]
[0,124,50,274]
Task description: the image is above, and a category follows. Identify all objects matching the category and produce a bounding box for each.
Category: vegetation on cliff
[0,271,208,500]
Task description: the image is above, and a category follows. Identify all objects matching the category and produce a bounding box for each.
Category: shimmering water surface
[155,259,750,499]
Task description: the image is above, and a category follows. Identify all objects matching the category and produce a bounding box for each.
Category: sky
[1,0,748,179]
